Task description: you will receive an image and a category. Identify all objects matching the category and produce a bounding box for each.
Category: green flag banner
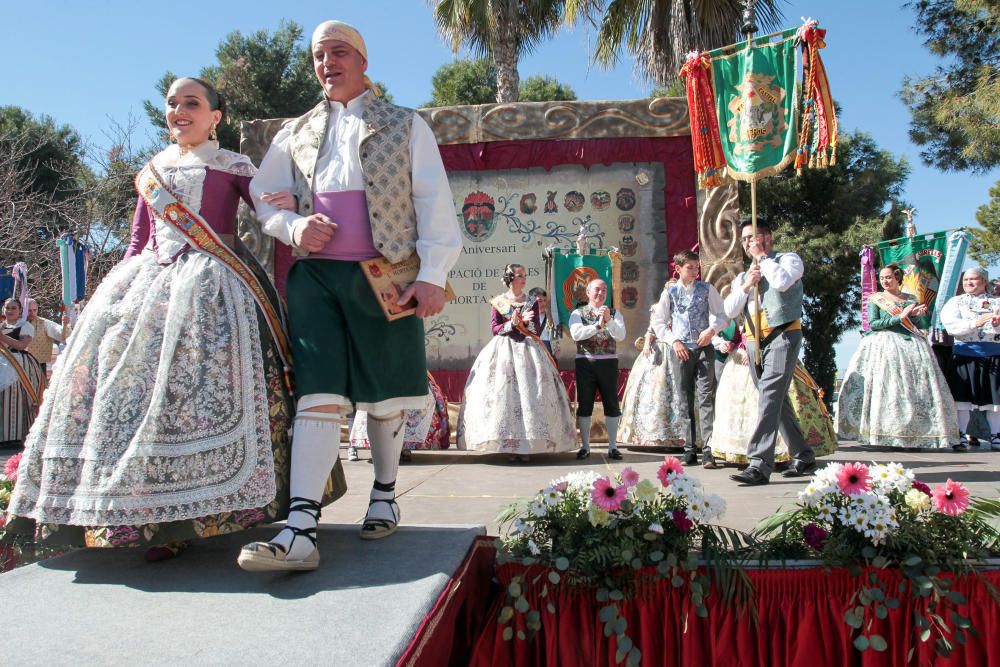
[877,231,950,317]
[711,28,800,181]
[549,250,620,329]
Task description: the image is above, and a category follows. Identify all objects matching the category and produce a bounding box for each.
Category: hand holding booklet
[359,254,456,321]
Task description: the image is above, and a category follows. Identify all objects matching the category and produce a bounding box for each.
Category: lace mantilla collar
[151,141,256,178]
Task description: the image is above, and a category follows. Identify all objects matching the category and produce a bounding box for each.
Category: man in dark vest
[725,220,816,485]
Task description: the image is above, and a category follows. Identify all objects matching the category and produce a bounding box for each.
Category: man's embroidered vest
[757,253,804,326]
[574,306,618,357]
[668,281,710,346]
[286,96,418,263]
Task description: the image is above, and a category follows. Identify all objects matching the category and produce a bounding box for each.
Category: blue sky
[2,0,997,370]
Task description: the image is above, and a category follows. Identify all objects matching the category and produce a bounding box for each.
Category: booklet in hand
[359,254,456,321]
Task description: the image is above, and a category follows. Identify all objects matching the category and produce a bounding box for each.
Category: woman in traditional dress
[4,78,346,560]
[836,264,958,449]
[0,299,44,448]
[620,306,688,449]
[710,334,838,466]
[349,371,450,460]
[458,263,575,459]
[940,267,1000,450]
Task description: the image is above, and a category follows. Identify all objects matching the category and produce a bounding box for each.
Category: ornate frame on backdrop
[239,98,740,395]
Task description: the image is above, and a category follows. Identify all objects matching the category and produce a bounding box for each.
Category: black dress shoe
[683,451,698,465]
[608,448,623,460]
[576,448,591,460]
[781,459,817,478]
[730,467,769,486]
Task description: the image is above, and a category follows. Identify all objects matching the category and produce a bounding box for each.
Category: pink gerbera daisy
[835,462,871,495]
[931,479,971,516]
[620,467,640,487]
[4,452,22,483]
[591,477,627,512]
[657,457,685,487]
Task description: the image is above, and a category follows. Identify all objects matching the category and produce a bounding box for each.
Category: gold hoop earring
[209,124,218,141]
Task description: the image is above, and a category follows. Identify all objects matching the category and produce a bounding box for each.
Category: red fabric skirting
[430,369,630,404]
[397,536,498,667]
[462,559,1000,667]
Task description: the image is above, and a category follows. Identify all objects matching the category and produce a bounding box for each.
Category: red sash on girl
[135,163,293,372]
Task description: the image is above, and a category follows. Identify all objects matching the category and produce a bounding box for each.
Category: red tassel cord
[680,52,727,188]
[795,20,838,172]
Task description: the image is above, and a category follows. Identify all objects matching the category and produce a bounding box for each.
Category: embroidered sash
[135,163,293,371]
[869,292,922,337]
[490,295,558,369]
[0,345,39,406]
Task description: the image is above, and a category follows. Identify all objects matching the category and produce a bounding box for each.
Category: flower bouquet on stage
[483,460,754,666]
[755,462,1000,659]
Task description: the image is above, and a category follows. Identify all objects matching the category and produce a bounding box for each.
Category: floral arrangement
[0,453,22,570]
[496,459,754,666]
[755,461,1000,659]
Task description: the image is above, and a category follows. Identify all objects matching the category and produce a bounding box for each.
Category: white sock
[958,409,971,434]
[606,416,619,452]
[270,410,341,560]
[577,416,592,451]
[367,411,404,522]
[987,411,1000,435]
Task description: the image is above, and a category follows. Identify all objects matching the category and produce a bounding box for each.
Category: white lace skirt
[836,332,959,448]
[9,251,276,526]
[619,343,688,448]
[458,336,575,454]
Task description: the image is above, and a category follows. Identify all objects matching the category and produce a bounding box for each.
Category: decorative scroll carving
[698,182,743,297]
[419,98,690,145]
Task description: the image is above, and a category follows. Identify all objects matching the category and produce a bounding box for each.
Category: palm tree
[429,0,600,103]
[589,0,786,86]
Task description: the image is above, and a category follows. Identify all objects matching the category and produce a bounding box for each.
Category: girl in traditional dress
[0,299,44,448]
[4,78,345,560]
[940,267,1000,450]
[349,371,450,460]
[710,334,838,465]
[458,263,575,458]
[836,264,958,449]
[619,307,688,449]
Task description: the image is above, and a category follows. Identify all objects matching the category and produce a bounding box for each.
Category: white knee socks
[958,409,971,434]
[606,416,619,453]
[271,411,341,560]
[987,411,1000,435]
[367,411,405,522]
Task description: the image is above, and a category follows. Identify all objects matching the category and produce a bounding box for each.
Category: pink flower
[591,477,627,512]
[911,480,931,496]
[657,457,685,487]
[671,510,693,533]
[552,481,568,493]
[4,453,22,483]
[835,462,871,495]
[931,479,971,516]
[620,467,640,487]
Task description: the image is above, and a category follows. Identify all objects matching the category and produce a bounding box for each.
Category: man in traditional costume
[649,250,728,467]
[569,279,626,460]
[239,21,461,571]
[24,298,68,374]
[724,220,816,485]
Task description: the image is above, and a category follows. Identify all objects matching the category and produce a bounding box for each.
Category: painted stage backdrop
[240,97,729,376]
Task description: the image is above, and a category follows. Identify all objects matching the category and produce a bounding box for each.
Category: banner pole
[751,179,763,366]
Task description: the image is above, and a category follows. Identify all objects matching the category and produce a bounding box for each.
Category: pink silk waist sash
[301,190,379,262]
